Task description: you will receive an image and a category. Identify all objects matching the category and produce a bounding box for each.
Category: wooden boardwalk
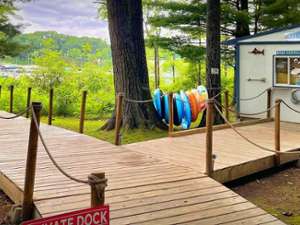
[1,111,299,224]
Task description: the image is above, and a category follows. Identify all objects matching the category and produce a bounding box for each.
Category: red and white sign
[22,205,109,225]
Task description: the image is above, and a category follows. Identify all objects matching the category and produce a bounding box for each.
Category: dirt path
[229,164,300,225]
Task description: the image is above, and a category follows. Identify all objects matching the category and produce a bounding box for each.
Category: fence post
[22,102,42,221]
[168,92,174,136]
[224,90,229,121]
[267,88,272,119]
[26,87,32,118]
[9,85,14,113]
[0,85,2,98]
[79,91,87,134]
[48,88,53,125]
[275,98,281,166]
[88,173,107,207]
[205,99,214,176]
[114,93,124,145]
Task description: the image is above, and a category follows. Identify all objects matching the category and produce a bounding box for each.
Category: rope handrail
[31,107,106,186]
[228,88,270,102]
[124,97,153,103]
[281,100,300,114]
[214,99,277,116]
[0,106,31,120]
[214,103,300,155]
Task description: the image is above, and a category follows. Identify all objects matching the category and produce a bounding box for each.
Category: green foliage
[0,1,24,58]
[0,42,114,119]
[4,31,111,65]
[40,116,167,144]
[260,0,300,29]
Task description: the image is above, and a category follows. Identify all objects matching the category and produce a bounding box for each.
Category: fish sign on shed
[22,205,109,225]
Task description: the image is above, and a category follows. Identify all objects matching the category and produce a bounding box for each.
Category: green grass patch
[41,116,168,144]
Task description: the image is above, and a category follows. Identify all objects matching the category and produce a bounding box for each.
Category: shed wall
[239,44,300,123]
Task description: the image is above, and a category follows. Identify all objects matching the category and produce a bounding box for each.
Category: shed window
[274,56,300,87]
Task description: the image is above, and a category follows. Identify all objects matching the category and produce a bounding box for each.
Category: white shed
[224,25,300,123]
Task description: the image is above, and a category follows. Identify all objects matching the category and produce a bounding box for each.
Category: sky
[11,0,110,41]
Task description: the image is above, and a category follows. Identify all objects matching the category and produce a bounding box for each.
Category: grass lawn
[41,116,168,144]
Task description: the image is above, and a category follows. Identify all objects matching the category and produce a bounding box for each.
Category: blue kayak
[173,93,183,126]
[180,91,192,129]
[153,89,164,118]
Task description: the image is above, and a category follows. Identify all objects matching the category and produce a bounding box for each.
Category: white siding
[239,44,300,123]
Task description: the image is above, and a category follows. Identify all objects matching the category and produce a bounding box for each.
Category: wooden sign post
[26,87,32,118]
[114,93,124,145]
[22,102,42,221]
[79,91,87,133]
[205,99,214,176]
[9,85,14,113]
[274,99,281,166]
[48,88,54,125]
[168,92,174,136]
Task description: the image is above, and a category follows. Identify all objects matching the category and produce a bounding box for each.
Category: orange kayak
[186,91,199,122]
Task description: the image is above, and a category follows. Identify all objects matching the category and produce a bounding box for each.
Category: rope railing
[214,99,277,116]
[214,103,300,155]
[0,103,108,222]
[228,88,270,102]
[281,100,300,114]
[31,106,107,186]
[124,97,153,103]
[0,106,31,120]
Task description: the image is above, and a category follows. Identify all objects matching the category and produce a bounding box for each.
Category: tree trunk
[104,0,162,130]
[254,0,262,34]
[172,54,175,83]
[197,61,202,85]
[236,0,250,37]
[154,44,160,88]
[206,0,223,124]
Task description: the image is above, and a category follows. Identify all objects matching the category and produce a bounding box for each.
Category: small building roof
[223,24,300,45]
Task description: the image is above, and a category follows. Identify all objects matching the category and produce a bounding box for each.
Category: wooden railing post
[22,102,42,221]
[114,93,124,145]
[9,85,14,113]
[205,99,214,176]
[48,88,53,125]
[88,172,107,207]
[0,85,2,98]
[168,92,174,136]
[224,90,229,121]
[79,91,87,134]
[275,98,281,166]
[267,88,272,119]
[26,87,32,118]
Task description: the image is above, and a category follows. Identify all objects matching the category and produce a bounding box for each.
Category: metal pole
[205,99,214,176]
[79,91,87,133]
[275,99,281,166]
[114,93,124,145]
[168,92,174,136]
[22,102,42,221]
[48,88,53,125]
[26,87,32,118]
[88,173,107,207]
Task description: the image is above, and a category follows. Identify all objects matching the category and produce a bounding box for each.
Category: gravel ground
[228,163,300,225]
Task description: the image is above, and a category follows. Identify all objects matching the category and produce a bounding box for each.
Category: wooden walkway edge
[1,111,298,224]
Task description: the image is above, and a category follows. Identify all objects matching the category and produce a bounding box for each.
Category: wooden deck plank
[0,111,291,224]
